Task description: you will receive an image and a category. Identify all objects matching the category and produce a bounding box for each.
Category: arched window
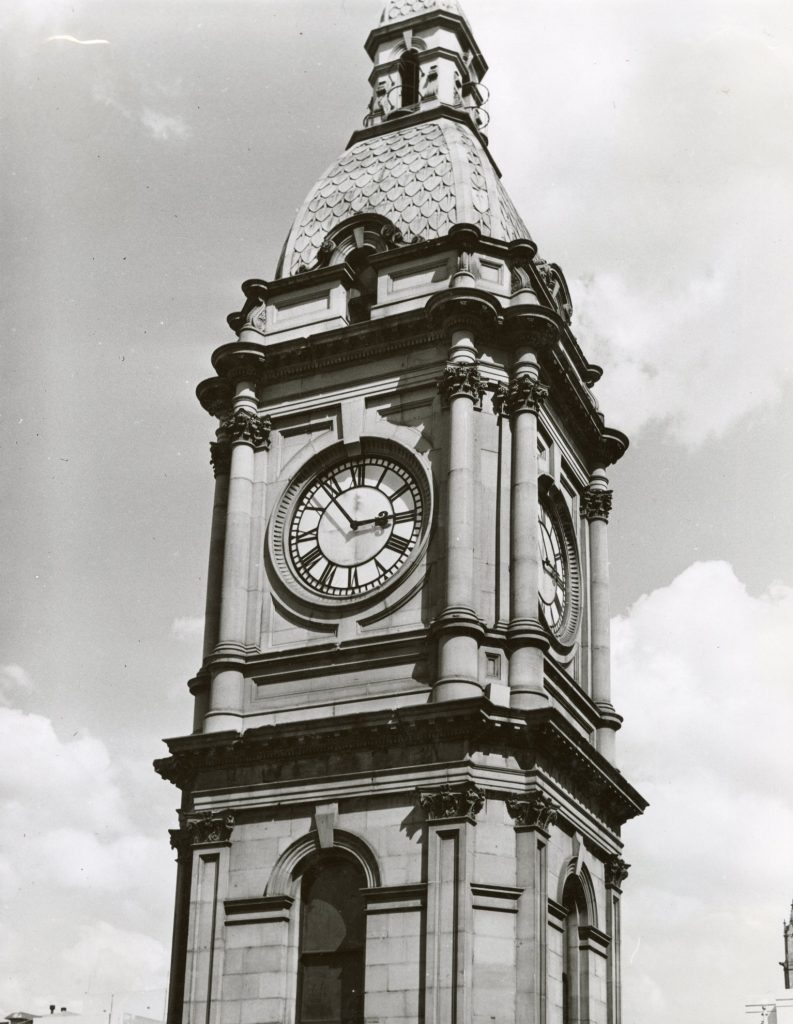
[398,50,420,108]
[562,877,587,1024]
[296,853,366,1024]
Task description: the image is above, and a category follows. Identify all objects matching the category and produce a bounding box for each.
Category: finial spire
[364,0,489,133]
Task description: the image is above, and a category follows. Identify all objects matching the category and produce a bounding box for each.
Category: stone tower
[155,3,647,1024]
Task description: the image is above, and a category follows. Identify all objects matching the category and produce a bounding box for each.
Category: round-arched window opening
[296,853,366,1024]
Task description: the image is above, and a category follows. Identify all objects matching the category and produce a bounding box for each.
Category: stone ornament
[506,793,559,832]
[580,487,613,522]
[437,363,486,408]
[418,783,484,821]
[494,376,549,417]
[230,410,272,449]
[380,0,465,22]
[209,440,231,477]
[242,301,266,336]
[534,258,574,324]
[183,811,235,846]
[278,120,528,278]
[605,854,630,890]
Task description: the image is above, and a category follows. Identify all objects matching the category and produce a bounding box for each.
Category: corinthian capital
[184,811,235,846]
[605,854,630,890]
[580,487,613,522]
[209,440,232,477]
[494,376,549,417]
[418,783,484,822]
[230,409,272,449]
[437,363,486,408]
[506,793,559,832]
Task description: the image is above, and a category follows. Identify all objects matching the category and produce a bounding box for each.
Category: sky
[2,0,793,1021]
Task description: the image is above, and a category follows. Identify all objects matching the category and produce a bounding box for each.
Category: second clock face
[288,454,424,598]
[538,503,568,630]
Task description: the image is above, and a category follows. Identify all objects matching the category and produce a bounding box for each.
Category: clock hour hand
[354,510,391,529]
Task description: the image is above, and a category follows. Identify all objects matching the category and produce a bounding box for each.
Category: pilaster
[507,794,559,1024]
[419,783,484,1024]
[605,856,629,1024]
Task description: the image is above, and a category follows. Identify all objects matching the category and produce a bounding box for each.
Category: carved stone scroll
[418,783,484,822]
[229,410,272,449]
[506,793,559,833]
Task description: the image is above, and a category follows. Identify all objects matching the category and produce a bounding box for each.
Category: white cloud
[140,108,191,141]
[0,663,34,704]
[488,3,793,445]
[0,706,174,1007]
[614,562,793,1024]
[171,615,204,640]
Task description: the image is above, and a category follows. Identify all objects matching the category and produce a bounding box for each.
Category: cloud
[614,562,793,1023]
[140,108,191,141]
[46,34,109,45]
[0,663,34,704]
[491,4,793,445]
[171,615,204,640]
[0,705,174,1007]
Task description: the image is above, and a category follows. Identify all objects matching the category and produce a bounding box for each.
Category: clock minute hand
[326,492,357,529]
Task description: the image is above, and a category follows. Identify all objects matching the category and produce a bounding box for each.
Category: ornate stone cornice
[183,810,235,846]
[493,376,549,417]
[209,439,232,477]
[418,783,484,822]
[580,487,613,522]
[230,410,272,449]
[437,362,486,408]
[605,854,630,891]
[506,793,559,833]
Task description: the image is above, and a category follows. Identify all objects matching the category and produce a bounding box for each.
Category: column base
[203,710,243,734]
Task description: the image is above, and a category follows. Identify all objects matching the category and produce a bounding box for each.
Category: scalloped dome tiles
[277,120,529,278]
[380,0,465,21]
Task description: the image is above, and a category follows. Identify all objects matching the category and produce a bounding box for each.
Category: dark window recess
[398,50,420,108]
[297,855,366,1024]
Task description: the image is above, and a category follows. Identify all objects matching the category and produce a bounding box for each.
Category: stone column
[165,824,194,1024]
[204,344,268,734]
[433,316,487,701]
[196,378,234,662]
[581,470,621,761]
[507,794,558,1024]
[605,856,629,1024]
[419,784,483,1024]
[496,357,550,710]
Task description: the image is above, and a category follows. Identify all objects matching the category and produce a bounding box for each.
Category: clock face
[287,453,425,598]
[538,504,567,629]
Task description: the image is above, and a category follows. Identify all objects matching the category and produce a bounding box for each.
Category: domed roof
[277,119,529,278]
[380,0,465,22]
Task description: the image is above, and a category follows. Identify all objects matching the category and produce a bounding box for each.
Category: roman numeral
[385,533,410,554]
[318,561,336,587]
[296,527,318,543]
[392,510,415,524]
[373,558,387,577]
[349,461,365,487]
[302,546,322,569]
[323,475,342,497]
[347,566,359,589]
[390,483,409,501]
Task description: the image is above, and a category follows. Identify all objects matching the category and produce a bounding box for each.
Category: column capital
[506,792,559,834]
[168,827,193,863]
[182,810,235,847]
[581,486,613,522]
[605,854,630,891]
[229,409,272,450]
[437,362,486,409]
[494,376,549,418]
[426,289,500,337]
[418,783,484,823]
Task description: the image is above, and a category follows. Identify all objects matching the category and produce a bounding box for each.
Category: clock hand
[326,493,357,529]
[355,510,391,528]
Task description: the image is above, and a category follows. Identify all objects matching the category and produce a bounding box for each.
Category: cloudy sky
[2,0,792,1021]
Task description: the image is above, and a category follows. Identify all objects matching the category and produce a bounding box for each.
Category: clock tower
[155,3,646,1024]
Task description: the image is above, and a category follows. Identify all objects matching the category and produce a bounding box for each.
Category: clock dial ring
[537,479,582,648]
[270,438,433,608]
